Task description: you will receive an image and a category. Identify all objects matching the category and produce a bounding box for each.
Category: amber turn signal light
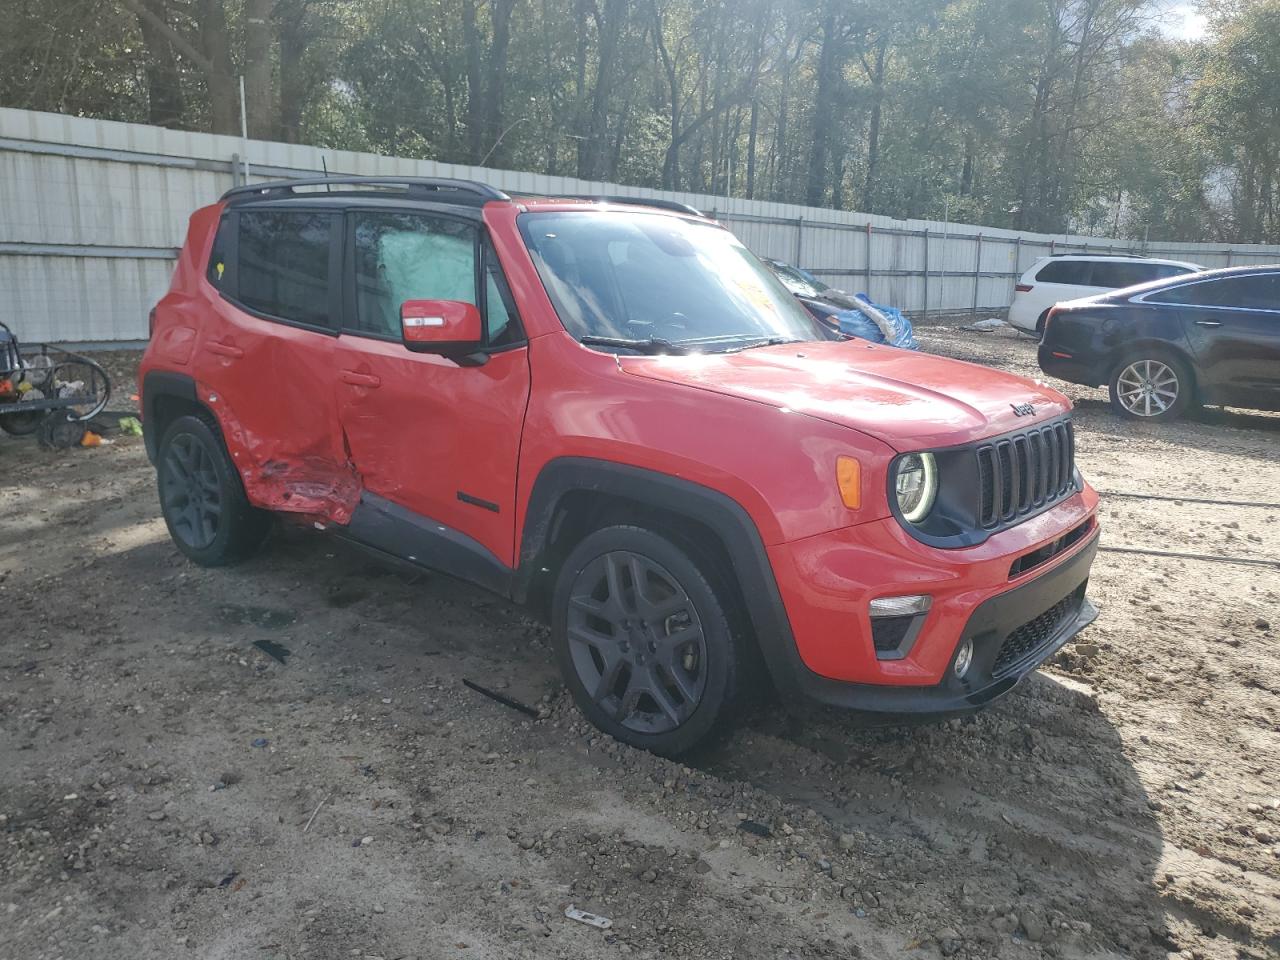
[836,456,861,509]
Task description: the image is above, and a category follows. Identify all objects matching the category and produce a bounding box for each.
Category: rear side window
[1034,260,1092,285]
[1091,261,1167,288]
[1151,273,1280,310]
[237,211,335,327]
[1090,262,1194,288]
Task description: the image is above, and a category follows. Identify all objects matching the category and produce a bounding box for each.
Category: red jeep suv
[140,177,1100,755]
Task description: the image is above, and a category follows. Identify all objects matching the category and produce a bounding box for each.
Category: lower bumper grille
[991,588,1083,680]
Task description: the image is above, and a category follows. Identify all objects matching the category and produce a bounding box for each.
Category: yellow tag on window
[216,262,225,281]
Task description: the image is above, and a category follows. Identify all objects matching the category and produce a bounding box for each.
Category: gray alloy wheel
[156,415,271,565]
[1108,350,1193,422]
[552,524,745,756]
[160,430,224,550]
[565,549,708,735]
[1115,359,1179,418]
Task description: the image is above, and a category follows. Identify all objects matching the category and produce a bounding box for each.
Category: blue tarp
[835,293,919,350]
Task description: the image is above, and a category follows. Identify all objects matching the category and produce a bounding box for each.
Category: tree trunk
[805,5,839,207]
[860,38,887,212]
[197,0,238,135]
[276,9,307,143]
[135,0,185,128]
[579,0,627,180]
[483,0,518,165]
[745,95,759,199]
[242,0,274,139]
[462,0,485,160]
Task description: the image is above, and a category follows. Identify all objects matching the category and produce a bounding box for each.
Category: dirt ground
[2,324,1278,960]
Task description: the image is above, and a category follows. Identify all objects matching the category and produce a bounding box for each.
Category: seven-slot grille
[977,419,1075,528]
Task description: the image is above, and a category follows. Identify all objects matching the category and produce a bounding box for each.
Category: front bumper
[801,534,1099,713]
[762,500,1100,713]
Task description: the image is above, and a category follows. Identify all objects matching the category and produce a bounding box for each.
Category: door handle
[207,340,244,358]
[1194,320,1222,327]
[340,370,382,388]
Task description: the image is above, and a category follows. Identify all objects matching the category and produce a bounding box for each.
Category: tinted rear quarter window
[1091,261,1176,288]
[1152,273,1280,310]
[237,211,334,326]
[1034,260,1092,285]
[207,214,232,289]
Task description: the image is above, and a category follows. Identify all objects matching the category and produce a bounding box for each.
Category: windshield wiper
[717,336,805,354]
[580,335,692,355]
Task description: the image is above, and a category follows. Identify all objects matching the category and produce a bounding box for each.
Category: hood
[623,340,1070,450]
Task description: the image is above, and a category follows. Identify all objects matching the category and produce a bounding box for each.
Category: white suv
[1008,255,1202,335]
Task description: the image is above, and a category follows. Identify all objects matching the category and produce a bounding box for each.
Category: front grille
[991,590,1082,679]
[976,419,1075,528]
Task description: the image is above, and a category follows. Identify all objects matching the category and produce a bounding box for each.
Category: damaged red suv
[140,177,1100,755]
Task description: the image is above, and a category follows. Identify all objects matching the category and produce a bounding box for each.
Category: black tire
[36,414,86,449]
[156,414,271,566]
[1108,348,1194,422]
[0,409,43,436]
[551,524,745,757]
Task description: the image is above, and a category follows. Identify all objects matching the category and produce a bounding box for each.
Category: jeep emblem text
[1011,402,1036,417]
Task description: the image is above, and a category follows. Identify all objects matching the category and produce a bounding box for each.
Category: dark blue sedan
[1038,265,1280,421]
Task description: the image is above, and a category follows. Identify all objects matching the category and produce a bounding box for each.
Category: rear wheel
[552,525,744,757]
[1108,350,1193,422]
[157,414,271,565]
[0,409,43,436]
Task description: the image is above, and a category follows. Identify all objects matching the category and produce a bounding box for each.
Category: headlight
[894,453,938,523]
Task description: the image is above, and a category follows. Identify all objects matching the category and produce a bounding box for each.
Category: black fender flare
[514,457,809,697]
[141,370,199,463]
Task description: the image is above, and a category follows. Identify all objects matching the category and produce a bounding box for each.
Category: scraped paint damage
[201,380,362,525]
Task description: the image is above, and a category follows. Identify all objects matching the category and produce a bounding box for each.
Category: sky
[1157,1,1209,40]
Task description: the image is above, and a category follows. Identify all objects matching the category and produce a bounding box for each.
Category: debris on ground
[963,317,1007,331]
[564,905,612,930]
[462,678,540,718]
[251,639,291,664]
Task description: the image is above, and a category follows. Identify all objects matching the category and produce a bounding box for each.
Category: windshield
[519,212,832,352]
[766,260,830,298]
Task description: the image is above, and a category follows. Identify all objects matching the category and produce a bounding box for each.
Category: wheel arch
[514,458,800,693]
[142,370,214,463]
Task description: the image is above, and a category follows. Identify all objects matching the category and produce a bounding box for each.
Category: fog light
[870,595,931,660]
[869,595,931,618]
[953,639,974,678]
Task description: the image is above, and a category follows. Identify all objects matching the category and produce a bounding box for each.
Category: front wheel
[157,415,271,565]
[551,525,744,757]
[1108,350,1193,422]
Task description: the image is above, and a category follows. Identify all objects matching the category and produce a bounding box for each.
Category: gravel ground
[2,325,1278,960]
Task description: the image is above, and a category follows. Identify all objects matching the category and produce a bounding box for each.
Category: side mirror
[400,300,483,358]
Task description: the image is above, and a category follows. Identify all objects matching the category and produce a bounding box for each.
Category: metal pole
[795,217,803,265]
[922,228,930,317]
[239,76,250,182]
[1226,247,1234,267]
[865,223,873,296]
[941,199,950,310]
[1012,236,1021,301]
[971,234,982,316]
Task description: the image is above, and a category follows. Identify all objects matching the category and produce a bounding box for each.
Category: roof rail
[1048,251,1146,259]
[221,176,510,205]
[559,195,705,217]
